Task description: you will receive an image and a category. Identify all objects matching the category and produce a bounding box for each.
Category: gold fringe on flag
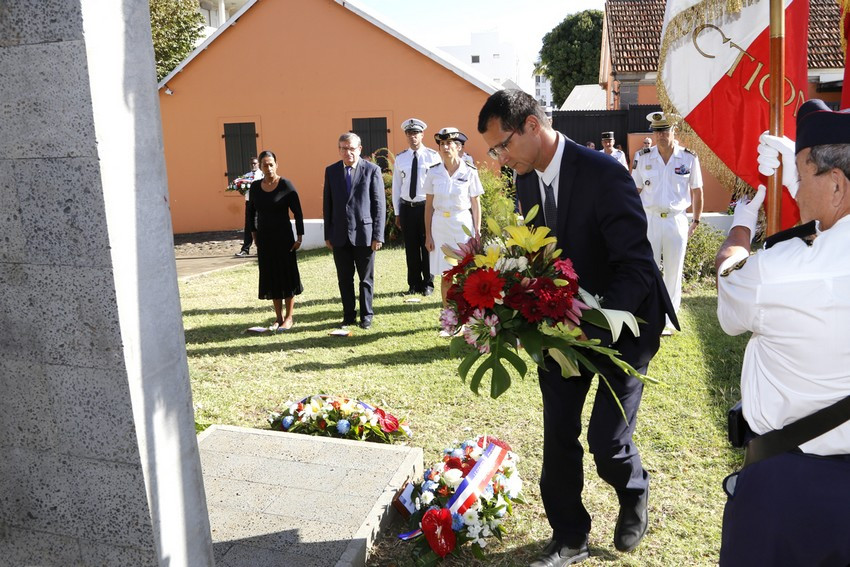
[657,0,759,203]
[840,0,850,55]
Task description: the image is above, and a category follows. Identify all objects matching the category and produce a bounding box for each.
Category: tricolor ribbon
[446,442,508,515]
[398,527,422,540]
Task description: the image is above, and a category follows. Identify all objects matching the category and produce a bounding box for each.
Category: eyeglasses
[339,145,359,152]
[487,130,517,160]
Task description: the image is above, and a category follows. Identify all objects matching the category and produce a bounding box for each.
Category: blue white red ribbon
[447,442,508,515]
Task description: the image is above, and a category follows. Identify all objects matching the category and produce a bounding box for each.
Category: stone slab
[198,425,423,567]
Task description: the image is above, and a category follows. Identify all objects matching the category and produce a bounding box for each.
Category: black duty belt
[401,200,425,207]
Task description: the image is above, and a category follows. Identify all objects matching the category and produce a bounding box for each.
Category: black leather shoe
[339,318,356,327]
[422,287,434,296]
[613,486,649,552]
[405,287,417,295]
[359,317,373,329]
[529,537,589,567]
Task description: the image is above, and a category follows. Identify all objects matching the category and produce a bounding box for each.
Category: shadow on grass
[371,513,621,565]
[682,292,749,439]
[186,328,447,359]
[183,291,439,318]
[184,302,441,345]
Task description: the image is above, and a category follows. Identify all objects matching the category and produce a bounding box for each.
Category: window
[223,122,258,184]
[352,117,389,170]
[493,53,500,59]
[471,55,480,63]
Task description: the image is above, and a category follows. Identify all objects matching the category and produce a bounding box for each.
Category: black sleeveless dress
[247,177,304,299]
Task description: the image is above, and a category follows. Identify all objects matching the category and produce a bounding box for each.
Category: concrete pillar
[218,0,227,27]
[0,1,213,565]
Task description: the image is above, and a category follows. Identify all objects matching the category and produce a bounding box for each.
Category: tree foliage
[539,10,604,105]
[150,0,205,82]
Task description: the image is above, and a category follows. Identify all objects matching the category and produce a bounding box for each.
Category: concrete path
[175,254,253,280]
[199,425,422,567]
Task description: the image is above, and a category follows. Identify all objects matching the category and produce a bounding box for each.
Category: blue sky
[355,0,606,86]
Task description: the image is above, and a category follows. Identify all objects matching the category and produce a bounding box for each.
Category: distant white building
[533,73,554,107]
[197,0,250,38]
[439,32,531,91]
[561,84,607,111]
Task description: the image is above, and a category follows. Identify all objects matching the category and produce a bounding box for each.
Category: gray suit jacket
[323,159,386,247]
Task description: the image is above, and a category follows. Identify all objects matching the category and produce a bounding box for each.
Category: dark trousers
[241,201,252,253]
[399,202,432,291]
[720,451,850,566]
[538,358,648,546]
[332,243,375,322]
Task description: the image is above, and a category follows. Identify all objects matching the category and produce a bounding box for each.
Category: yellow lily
[504,224,557,253]
[474,245,502,268]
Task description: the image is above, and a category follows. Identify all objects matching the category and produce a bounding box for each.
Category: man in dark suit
[478,90,677,566]
[323,132,386,329]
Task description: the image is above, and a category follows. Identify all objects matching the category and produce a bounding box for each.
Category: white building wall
[439,32,531,91]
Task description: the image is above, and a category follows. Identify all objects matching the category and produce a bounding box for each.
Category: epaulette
[397,149,409,155]
[428,163,441,169]
[764,220,817,249]
[639,148,651,155]
[683,147,696,156]
[720,256,749,277]
[465,161,477,170]
[424,147,439,154]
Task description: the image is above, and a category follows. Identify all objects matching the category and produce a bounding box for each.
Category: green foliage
[684,223,727,283]
[539,10,604,104]
[477,166,516,241]
[149,0,205,81]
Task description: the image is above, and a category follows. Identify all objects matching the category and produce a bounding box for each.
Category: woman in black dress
[247,150,304,330]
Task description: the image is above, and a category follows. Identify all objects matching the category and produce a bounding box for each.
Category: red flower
[447,284,474,323]
[421,508,456,558]
[462,268,506,309]
[444,456,463,470]
[332,400,341,410]
[375,408,399,433]
[318,419,327,430]
[444,252,475,281]
[460,458,476,476]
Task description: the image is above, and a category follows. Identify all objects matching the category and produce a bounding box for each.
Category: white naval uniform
[391,146,441,214]
[632,142,702,317]
[717,216,850,456]
[602,148,628,169]
[423,161,484,275]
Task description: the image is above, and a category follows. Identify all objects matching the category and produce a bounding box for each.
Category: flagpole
[767,0,785,236]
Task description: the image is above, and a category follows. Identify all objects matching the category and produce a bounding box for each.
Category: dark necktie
[543,182,557,229]
[409,151,418,200]
[345,166,352,195]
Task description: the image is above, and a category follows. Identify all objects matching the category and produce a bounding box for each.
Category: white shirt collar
[537,133,565,187]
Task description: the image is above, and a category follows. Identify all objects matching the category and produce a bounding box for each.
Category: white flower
[463,509,479,525]
[503,473,523,498]
[442,468,463,488]
[475,537,488,548]
[414,497,421,510]
[359,415,367,425]
[516,256,529,271]
[421,491,435,506]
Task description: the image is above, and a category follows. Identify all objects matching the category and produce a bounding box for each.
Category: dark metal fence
[552,104,662,147]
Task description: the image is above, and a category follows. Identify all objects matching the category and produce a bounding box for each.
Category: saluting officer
[392,118,442,296]
[600,131,628,168]
[632,112,703,335]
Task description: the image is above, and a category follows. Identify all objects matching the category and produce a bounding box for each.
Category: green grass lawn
[180,247,749,566]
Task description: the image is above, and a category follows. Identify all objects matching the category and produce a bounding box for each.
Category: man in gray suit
[323,132,386,329]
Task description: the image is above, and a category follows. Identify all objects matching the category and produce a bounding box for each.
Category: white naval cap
[646,111,680,131]
[401,118,427,132]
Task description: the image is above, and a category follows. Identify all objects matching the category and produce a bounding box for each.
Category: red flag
[658,0,806,230]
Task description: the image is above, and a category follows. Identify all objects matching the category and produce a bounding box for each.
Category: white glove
[757,131,798,199]
[731,184,766,241]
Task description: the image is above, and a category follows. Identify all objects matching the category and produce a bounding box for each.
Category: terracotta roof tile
[606,0,844,74]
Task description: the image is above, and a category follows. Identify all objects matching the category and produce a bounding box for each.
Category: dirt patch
[173,230,248,258]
